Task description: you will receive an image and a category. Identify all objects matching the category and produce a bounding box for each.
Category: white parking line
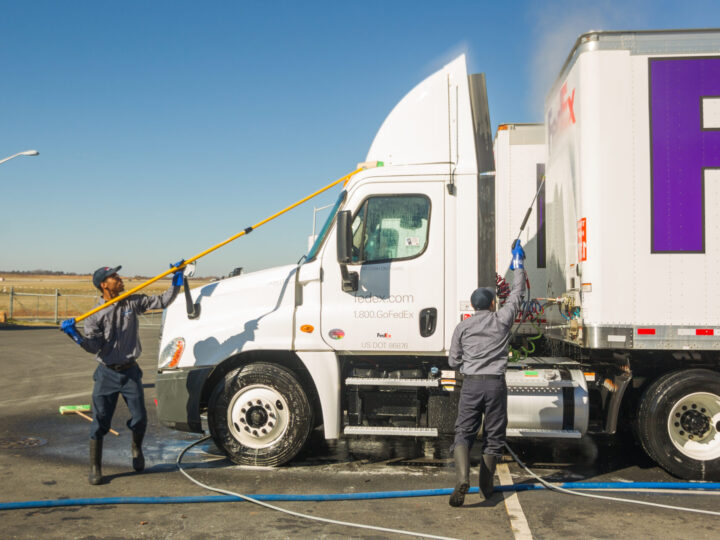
[496,463,533,540]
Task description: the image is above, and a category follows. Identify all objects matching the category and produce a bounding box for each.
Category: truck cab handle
[419,307,437,337]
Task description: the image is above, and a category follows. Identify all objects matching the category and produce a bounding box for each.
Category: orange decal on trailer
[577,218,587,262]
[561,83,576,124]
[548,82,577,150]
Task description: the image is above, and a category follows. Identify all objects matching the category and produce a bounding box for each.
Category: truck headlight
[159,337,185,369]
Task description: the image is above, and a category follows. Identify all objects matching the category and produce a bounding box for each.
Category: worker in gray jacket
[60,263,183,485]
[448,241,526,507]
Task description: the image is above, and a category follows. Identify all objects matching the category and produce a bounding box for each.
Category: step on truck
[156,29,720,480]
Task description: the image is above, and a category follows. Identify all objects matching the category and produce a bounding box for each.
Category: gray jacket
[448,269,526,375]
[81,285,179,366]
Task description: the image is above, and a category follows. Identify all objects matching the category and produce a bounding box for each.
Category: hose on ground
[176,436,460,540]
[2,481,719,512]
[503,442,720,517]
[1,438,719,525]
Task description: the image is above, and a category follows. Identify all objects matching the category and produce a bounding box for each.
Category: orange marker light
[168,340,185,368]
[300,325,314,333]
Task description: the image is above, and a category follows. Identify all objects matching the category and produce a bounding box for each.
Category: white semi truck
[156,29,720,481]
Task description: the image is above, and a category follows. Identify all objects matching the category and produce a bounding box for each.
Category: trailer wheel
[637,369,720,480]
[207,362,313,466]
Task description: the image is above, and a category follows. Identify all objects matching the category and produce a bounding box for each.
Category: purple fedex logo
[650,57,720,253]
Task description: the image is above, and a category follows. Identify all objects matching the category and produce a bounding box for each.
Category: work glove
[170,259,185,287]
[511,240,525,270]
[60,318,84,345]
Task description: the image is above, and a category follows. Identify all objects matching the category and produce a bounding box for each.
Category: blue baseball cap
[92,265,121,290]
[470,287,495,310]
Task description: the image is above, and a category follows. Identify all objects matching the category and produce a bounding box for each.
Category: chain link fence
[0,288,162,326]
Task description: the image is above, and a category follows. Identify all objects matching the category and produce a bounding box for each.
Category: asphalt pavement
[1,327,719,539]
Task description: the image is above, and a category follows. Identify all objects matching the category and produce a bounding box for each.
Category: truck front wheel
[637,369,720,480]
[207,362,313,466]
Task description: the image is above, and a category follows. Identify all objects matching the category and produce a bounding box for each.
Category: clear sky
[1,0,717,277]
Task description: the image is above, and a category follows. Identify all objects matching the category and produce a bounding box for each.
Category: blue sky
[1,0,717,277]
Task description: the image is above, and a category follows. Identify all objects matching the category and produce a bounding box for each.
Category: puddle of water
[0,437,47,449]
[10,408,653,480]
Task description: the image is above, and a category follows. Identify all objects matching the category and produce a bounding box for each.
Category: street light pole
[0,150,39,166]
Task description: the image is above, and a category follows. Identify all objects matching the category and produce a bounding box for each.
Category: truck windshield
[305,190,346,262]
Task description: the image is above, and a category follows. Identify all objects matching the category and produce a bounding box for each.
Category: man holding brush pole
[60,263,183,485]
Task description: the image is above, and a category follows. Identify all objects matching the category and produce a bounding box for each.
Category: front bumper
[156,366,213,433]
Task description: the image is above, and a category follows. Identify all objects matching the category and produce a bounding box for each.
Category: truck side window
[350,195,430,263]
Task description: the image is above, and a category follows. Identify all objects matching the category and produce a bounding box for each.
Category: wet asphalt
[1,326,719,539]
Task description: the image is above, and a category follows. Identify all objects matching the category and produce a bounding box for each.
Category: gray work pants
[452,377,507,456]
[90,363,147,440]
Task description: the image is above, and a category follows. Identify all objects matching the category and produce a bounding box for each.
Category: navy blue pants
[452,378,508,456]
[90,363,147,440]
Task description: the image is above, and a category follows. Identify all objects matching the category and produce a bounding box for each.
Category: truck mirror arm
[340,263,359,293]
[183,277,201,319]
[336,210,359,292]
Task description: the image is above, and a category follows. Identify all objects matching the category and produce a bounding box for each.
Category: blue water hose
[2,482,720,511]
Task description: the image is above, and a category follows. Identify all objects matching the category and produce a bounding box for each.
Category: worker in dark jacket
[448,241,526,506]
[60,263,183,485]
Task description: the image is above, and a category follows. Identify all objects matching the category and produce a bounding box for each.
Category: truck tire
[637,369,720,480]
[207,362,313,466]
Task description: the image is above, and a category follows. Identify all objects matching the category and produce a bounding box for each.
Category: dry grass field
[0,273,214,322]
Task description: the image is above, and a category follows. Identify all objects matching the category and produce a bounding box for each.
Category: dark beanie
[470,287,495,310]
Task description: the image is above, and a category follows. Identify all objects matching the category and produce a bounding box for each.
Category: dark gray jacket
[81,285,179,366]
[448,269,526,375]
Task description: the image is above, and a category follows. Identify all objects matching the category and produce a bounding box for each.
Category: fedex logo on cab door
[649,56,720,253]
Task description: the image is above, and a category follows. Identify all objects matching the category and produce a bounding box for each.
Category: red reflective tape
[696,329,714,336]
[637,328,656,335]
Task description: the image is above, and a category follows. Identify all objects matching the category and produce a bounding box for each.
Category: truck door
[320,181,445,352]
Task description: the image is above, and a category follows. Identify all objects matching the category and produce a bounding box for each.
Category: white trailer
[493,123,547,339]
[156,29,720,480]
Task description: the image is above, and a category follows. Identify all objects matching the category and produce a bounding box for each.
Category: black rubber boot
[449,445,470,507]
[89,438,103,485]
[479,453,497,499]
[131,431,145,472]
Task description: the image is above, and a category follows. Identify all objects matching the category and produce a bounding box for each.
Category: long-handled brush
[71,165,373,324]
[59,405,119,436]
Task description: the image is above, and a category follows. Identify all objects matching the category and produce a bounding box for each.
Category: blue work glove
[60,318,84,345]
[511,240,525,270]
[170,259,185,287]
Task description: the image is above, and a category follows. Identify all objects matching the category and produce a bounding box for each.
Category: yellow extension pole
[74,167,364,323]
